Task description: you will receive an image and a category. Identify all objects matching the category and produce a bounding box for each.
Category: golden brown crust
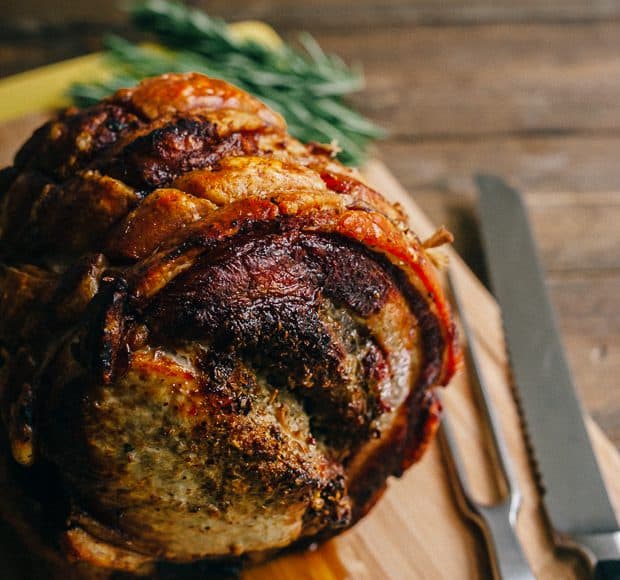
[0,73,459,576]
[117,73,286,129]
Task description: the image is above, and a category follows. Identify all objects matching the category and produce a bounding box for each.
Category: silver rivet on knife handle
[475,174,620,576]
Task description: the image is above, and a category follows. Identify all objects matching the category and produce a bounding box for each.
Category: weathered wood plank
[320,23,620,137]
[408,189,620,273]
[529,193,620,272]
[390,194,620,289]
[0,34,109,77]
[5,0,620,28]
[375,136,620,274]
[549,275,620,449]
[377,136,620,197]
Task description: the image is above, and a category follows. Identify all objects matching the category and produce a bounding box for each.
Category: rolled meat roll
[0,73,459,576]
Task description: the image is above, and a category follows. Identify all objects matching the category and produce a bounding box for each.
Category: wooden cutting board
[1,114,619,580]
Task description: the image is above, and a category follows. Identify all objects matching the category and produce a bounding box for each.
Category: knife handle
[594,560,620,580]
[571,531,620,580]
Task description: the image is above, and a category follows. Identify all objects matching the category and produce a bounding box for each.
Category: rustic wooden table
[2,0,619,452]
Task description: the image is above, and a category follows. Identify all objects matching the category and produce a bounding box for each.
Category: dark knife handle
[595,560,620,580]
[572,531,620,580]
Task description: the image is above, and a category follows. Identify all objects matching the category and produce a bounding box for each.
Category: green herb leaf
[68,0,384,165]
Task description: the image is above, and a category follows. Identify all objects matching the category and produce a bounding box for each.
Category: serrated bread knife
[476,175,620,579]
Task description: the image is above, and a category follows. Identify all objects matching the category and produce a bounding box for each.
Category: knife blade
[476,174,620,579]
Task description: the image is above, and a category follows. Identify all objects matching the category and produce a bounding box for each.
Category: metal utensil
[440,270,534,580]
[476,174,620,579]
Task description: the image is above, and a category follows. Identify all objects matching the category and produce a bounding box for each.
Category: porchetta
[0,73,459,577]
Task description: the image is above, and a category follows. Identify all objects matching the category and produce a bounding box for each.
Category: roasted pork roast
[0,73,459,577]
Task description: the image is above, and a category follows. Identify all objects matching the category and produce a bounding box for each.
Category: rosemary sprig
[69,0,384,165]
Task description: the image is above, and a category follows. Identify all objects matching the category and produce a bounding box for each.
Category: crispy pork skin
[0,73,459,577]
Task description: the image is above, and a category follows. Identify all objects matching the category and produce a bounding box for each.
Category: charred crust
[398,272,446,392]
[361,342,392,414]
[346,390,441,523]
[14,104,143,180]
[145,232,398,442]
[195,349,254,416]
[105,118,258,189]
[78,275,130,384]
[0,166,18,197]
[400,390,442,472]
[303,473,351,533]
[301,234,392,317]
[0,171,53,250]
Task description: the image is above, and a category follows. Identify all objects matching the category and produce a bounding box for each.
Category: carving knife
[476,174,620,579]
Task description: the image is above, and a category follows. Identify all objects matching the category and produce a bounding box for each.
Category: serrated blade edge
[476,174,619,536]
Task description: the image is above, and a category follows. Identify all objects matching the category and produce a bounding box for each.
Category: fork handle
[478,506,535,580]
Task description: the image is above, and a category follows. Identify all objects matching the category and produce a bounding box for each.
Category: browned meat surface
[0,73,459,577]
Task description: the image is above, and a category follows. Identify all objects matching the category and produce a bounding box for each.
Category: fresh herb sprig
[69,0,384,165]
